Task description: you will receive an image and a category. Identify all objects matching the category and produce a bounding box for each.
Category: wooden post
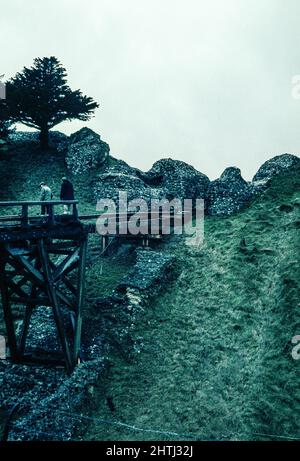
[18,284,37,356]
[48,204,55,226]
[0,252,19,361]
[73,237,88,363]
[21,205,28,228]
[38,239,73,373]
[72,203,79,221]
[19,257,40,356]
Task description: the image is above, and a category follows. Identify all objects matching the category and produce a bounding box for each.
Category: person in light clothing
[40,182,52,215]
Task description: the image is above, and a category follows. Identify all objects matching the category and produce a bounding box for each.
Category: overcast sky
[1,0,300,179]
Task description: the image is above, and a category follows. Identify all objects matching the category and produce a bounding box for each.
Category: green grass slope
[83,165,300,441]
[1,145,299,441]
[0,142,118,214]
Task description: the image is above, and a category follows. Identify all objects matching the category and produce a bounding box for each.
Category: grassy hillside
[0,144,299,441]
[0,142,118,214]
[82,165,300,441]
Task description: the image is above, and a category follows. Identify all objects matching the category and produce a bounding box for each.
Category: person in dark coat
[60,177,75,214]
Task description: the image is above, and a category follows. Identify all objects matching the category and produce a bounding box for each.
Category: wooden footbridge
[0,200,186,372]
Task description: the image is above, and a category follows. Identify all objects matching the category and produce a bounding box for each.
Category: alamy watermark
[0,335,6,359]
[291,335,300,361]
[0,75,6,100]
[96,192,204,247]
[291,75,300,100]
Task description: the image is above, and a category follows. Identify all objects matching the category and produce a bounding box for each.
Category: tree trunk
[39,126,49,149]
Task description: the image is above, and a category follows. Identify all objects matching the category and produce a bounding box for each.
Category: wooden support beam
[15,276,30,289]
[5,249,75,308]
[19,272,39,355]
[0,224,87,245]
[73,237,88,363]
[48,205,55,226]
[0,200,92,372]
[21,205,28,227]
[48,241,80,253]
[7,279,30,300]
[49,260,77,296]
[0,253,20,362]
[54,288,76,311]
[5,246,34,257]
[52,247,80,282]
[10,252,45,285]
[5,254,48,297]
[38,239,73,373]
[72,203,79,221]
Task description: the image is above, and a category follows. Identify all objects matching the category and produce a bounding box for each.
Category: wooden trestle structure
[0,200,187,372]
[0,201,88,373]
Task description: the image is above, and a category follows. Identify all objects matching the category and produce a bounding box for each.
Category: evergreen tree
[7,57,99,148]
[0,91,13,142]
[0,120,13,141]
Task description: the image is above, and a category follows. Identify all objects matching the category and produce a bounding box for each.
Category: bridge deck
[0,200,187,243]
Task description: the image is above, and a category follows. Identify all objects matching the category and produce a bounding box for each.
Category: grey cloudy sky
[1,0,300,179]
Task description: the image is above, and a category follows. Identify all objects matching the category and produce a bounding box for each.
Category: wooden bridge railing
[0,200,79,227]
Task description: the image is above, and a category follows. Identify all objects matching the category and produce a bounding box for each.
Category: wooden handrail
[0,215,20,221]
[0,200,79,227]
[0,200,78,206]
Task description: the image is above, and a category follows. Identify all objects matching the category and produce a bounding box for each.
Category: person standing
[40,182,52,215]
[60,176,75,214]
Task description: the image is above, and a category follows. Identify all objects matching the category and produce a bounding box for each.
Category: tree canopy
[5,57,99,148]
[0,79,13,142]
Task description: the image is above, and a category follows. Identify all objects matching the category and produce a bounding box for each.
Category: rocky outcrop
[92,248,176,361]
[206,167,252,215]
[9,130,68,146]
[118,248,175,291]
[139,158,210,201]
[93,159,156,203]
[63,128,110,175]
[252,154,300,191]
[206,154,300,216]
[91,147,300,216]
[93,157,209,206]
[9,130,300,218]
